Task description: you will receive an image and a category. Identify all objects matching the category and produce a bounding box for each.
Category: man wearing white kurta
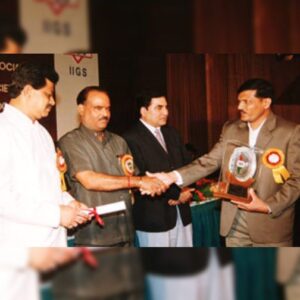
[0,249,39,300]
[0,248,81,300]
[0,62,89,247]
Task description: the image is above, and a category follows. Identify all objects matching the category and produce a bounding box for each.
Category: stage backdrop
[54,53,99,138]
[0,54,99,140]
[19,0,90,53]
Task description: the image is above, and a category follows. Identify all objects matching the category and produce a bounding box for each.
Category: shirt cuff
[173,171,183,186]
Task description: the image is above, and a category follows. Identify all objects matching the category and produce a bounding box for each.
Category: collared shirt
[0,104,73,246]
[247,119,266,148]
[140,118,162,137]
[58,124,135,246]
[140,118,167,151]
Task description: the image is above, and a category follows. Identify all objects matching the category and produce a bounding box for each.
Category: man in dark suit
[123,91,194,247]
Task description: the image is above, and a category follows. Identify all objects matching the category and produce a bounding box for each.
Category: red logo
[68,54,93,64]
[35,0,79,16]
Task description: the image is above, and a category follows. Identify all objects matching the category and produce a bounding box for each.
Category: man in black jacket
[123,91,194,247]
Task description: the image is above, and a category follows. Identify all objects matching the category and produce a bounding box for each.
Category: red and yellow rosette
[119,154,134,176]
[56,148,68,191]
[262,148,290,184]
[118,154,135,203]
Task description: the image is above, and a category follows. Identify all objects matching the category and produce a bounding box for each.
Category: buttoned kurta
[0,104,73,246]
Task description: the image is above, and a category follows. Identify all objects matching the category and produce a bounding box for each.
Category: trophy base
[212,181,252,204]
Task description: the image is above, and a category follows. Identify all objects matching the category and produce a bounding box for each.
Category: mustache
[98,117,109,121]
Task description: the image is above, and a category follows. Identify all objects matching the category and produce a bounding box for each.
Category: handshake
[138,171,177,196]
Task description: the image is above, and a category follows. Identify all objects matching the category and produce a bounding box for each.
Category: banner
[0,54,57,138]
[19,0,90,53]
[54,53,99,138]
[0,54,99,140]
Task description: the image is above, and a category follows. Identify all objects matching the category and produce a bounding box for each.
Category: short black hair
[76,86,109,105]
[237,78,274,101]
[0,21,27,51]
[136,90,165,112]
[8,62,59,98]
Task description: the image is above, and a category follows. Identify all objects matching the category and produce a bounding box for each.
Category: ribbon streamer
[89,208,105,227]
[80,248,99,268]
[56,148,68,191]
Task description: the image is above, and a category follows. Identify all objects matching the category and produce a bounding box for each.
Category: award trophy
[212,141,262,203]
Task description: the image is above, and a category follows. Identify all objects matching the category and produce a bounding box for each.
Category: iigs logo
[35,0,79,16]
[69,54,93,64]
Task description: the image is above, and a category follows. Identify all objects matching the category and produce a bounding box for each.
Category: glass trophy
[212,140,263,203]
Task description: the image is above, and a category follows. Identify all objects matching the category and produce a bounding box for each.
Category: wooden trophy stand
[212,171,255,203]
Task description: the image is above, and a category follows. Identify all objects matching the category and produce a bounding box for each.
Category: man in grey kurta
[58,86,166,246]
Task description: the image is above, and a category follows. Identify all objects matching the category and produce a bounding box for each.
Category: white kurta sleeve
[0,248,29,269]
[0,130,60,228]
[61,191,75,205]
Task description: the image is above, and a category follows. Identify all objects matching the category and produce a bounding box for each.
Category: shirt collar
[80,123,110,144]
[140,118,161,135]
[247,118,267,133]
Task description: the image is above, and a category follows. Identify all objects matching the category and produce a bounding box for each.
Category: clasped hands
[60,200,92,229]
[138,171,176,197]
[139,171,193,205]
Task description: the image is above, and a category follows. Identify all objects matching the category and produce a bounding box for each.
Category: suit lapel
[138,121,169,157]
[161,126,172,154]
[255,112,276,150]
[237,121,249,146]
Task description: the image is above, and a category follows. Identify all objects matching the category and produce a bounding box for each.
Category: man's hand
[68,200,93,223]
[168,187,195,206]
[139,176,168,196]
[28,248,80,272]
[59,204,90,229]
[146,171,176,186]
[231,188,270,214]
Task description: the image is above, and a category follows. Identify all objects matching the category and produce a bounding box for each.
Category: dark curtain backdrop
[165,54,300,152]
[2,0,300,53]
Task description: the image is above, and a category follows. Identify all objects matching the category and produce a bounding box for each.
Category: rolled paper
[90,201,126,215]
[83,201,127,227]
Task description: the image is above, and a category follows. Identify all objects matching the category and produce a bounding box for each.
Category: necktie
[154,128,168,152]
